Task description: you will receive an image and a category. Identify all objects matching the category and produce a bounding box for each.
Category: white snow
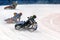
[0,4,60,40]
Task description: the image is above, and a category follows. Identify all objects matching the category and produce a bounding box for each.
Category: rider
[28,15,36,23]
[25,15,37,27]
[12,12,22,22]
[11,1,18,9]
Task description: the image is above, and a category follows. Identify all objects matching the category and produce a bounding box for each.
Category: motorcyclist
[12,12,22,22]
[7,1,18,9]
[28,15,36,23]
[11,1,18,9]
[25,15,37,27]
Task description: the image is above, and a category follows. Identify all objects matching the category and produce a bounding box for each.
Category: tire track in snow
[0,24,23,40]
[40,13,60,40]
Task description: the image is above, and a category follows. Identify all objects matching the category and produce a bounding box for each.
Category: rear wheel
[15,24,21,30]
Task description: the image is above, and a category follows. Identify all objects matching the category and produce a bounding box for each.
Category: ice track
[0,4,60,40]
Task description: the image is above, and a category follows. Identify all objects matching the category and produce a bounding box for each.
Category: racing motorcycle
[4,1,17,9]
[15,15,37,32]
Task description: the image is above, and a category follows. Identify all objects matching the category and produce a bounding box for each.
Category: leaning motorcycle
[15,19,37,32]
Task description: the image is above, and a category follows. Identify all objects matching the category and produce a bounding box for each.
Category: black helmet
[33,15,36,19]
[19,12,22,15]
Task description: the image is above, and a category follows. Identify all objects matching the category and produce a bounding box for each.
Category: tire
[15,24,21,30]
[28,22,37,32]
[4,7,15,9]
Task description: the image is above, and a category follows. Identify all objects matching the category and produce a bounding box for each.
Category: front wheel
[28,22,37,32]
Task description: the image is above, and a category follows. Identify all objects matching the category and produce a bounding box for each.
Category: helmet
[33,15,36,19]
[14,12,17,16]
[19,12,22,15]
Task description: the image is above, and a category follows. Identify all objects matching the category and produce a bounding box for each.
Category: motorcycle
[15,18,37,32]
[4,1,17,9]
[4,6,16,9]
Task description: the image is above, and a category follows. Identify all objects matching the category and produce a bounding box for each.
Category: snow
[0,4,60,40]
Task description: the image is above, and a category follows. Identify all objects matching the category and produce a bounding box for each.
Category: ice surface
[0,4,60,40]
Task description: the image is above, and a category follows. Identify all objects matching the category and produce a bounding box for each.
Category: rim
[28,23,37,32]
[15,26,20,30]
